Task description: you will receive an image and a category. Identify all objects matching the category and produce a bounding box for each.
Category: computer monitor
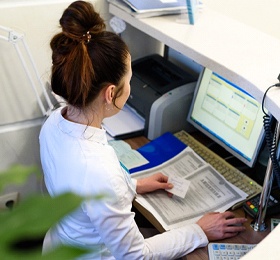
[187,67,265,168]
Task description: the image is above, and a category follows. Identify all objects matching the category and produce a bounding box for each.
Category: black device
[243,186,280,218]
[127,54,197,137]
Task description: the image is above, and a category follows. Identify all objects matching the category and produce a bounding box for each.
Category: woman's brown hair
[50,0,130,108]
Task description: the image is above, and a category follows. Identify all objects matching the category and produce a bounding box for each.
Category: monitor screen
[187,67,265,168]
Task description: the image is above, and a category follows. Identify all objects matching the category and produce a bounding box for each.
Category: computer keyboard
[174,130,262,210]
[208,243,256,260]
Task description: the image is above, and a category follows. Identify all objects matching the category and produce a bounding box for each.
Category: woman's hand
[196,211,247,241]
[136,173,173,194]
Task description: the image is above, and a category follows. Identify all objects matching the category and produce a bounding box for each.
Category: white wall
[0,0,110,84]
[0,0,109,196]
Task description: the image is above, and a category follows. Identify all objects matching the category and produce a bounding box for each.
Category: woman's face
[114,55,132,110]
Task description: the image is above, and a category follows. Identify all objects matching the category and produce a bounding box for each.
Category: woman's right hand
[196,211,247,241]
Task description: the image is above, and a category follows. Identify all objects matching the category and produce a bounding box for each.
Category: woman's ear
[104,84,115,104]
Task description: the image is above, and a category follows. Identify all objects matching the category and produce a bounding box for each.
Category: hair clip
[82,31,91,44]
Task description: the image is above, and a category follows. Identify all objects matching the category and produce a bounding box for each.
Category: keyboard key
[208,243,256,260]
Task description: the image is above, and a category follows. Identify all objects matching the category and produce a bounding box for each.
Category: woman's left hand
[136,172,173,194]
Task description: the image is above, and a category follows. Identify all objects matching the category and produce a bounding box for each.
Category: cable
[262,83,280,188]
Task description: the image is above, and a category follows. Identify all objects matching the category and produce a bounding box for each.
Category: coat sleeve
[83,169,208,260]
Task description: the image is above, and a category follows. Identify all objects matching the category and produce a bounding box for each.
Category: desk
[186,207,275,260]
[124,135,278,259]
[109,3,280,123]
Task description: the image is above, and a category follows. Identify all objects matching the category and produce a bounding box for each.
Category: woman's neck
[63,105,103,128]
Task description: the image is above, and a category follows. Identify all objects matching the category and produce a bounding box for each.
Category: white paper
[102,104,144,138]
[132,147,248,231]
[167,175,191,198]
[109,139,149,169]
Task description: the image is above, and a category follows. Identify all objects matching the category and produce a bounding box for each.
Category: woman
[40,1,247,259]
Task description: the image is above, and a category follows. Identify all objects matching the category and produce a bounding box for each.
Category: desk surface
[125,135,278,259]
[186,208,273,260]
[109,3,280,123]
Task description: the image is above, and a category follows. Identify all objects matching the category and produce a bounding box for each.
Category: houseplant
[0,164,100,259]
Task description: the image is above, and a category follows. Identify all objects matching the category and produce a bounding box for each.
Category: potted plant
[0,164,98,259]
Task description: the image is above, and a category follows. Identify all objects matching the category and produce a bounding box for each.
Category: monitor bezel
[187,67,265,168]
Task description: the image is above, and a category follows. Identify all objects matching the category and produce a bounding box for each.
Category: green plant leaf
[0,165,105,258]
[3,243,89,260]
[0,192,90,259]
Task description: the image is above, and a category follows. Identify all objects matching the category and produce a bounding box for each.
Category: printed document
[132,147,247,231]
[109,139,149,169]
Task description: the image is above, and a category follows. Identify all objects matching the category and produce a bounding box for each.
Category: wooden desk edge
[133,200,166,233]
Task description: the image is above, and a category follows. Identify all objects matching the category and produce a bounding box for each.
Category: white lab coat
[39,107,208,259]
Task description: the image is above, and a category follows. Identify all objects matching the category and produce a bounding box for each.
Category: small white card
[167,175,191,199]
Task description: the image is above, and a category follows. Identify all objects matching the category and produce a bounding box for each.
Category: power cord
[262,79,280,188]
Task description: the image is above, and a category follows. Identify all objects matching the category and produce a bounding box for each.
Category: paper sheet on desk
[109,140,149,170]
[102,104,144,138]
[132,147,248,231]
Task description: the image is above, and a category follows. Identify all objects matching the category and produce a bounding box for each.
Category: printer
[127,54,198,140]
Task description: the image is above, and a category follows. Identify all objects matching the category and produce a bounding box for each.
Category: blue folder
[129,132,187,174]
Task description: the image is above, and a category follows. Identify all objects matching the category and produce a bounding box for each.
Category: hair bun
[60,1,105,42]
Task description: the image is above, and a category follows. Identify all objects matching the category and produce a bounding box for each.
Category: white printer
[127,54,197,140]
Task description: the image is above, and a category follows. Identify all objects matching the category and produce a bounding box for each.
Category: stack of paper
[108,0,187,18]
[132,148,248,231]
[122,0,187,13]
[102,104,144,139]
[127,132,247,231]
